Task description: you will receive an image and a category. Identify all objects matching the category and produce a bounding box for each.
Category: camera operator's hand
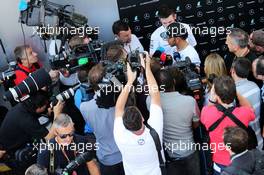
[53,100,65,118]
[140,51,151,70]
[127,63,137,85]
[140,53,146,70]
[145,51,151,68]
[209,85,217,105]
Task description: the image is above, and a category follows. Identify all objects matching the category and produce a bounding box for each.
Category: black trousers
[99,161,125,175]
[166,151,201,175]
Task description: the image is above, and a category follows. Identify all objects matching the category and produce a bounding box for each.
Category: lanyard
[61,146,76,163]
[61,146,78,175]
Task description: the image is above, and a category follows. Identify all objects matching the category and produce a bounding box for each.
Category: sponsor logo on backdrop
[177,16,183,22]
[176,6,181,12]
[123,18,129,23]
[143,25,153,28]
[218,17,225,21]
[155,11,159,17]
[202,50,208,56]
[134,16,140,22]
[249,9,255,15]
[120,4,136,10]
[139,0,160,6]
[246,1,255,5]
[240,21,246,28]
[155,21,161,27]
[222,45,228,51]
[144,13,150,20]
[226,6,236,9]
[217,7,224,13]
[237,2,244,8]
[185,15,195,19]
[206,10,215,14]
[185,4,192,10]
[134,26,141,32]
[208,19,215,25]
[147,33,152,39]
[211,38,217,44]
[250,19,255,25]
[260,17,264,23]
[197,1,202,8]
[197,11,203,17]
[206,0,213,5]
[228,14,235,20]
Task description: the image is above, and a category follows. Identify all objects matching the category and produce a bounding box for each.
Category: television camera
[169,57,203,105]
[50,43,99,73]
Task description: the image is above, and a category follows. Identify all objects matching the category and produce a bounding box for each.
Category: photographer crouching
[0,90,64,175]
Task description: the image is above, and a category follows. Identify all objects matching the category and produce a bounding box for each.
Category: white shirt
[178,45,201,66]
[150,22,197,57]
[114,104,163,175]
[49,39,62,56]
[123,34,144,54]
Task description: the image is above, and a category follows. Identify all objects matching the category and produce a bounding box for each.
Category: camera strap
[208,105,235,132]
[145,123,165,172]
[49,147,55,173]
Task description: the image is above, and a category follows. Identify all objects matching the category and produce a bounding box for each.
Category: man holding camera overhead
[114,52,164,175]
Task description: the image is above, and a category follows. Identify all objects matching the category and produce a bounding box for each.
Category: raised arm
[115,63,137,118]
[145,52,161,107]
[44,100,64,141]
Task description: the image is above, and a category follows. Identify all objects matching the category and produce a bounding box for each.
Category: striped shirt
[235,79,263,149]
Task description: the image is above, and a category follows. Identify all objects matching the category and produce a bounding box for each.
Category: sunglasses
[58,132,74,139]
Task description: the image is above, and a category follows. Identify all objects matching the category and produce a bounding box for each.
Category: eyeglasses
[58,132,74,139]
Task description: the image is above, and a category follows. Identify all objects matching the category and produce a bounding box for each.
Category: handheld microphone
[152,47,172,66]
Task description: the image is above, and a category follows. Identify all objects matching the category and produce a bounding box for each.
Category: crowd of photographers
[0,3,264,175]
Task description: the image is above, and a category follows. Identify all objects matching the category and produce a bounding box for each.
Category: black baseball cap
[162,22,188,40]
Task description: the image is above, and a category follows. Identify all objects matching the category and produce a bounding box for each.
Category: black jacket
[221,149,264,175]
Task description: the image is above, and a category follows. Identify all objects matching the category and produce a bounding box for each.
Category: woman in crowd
[203,53,227,106]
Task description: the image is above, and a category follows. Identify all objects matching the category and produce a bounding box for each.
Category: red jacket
[14,63,41,86]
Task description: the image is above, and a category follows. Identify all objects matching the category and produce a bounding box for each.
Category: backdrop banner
[117,0,264,63]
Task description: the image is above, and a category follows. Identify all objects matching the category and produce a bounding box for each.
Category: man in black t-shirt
[37,113,100,175]
[225,28,257,71]
[225,28,263,87]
